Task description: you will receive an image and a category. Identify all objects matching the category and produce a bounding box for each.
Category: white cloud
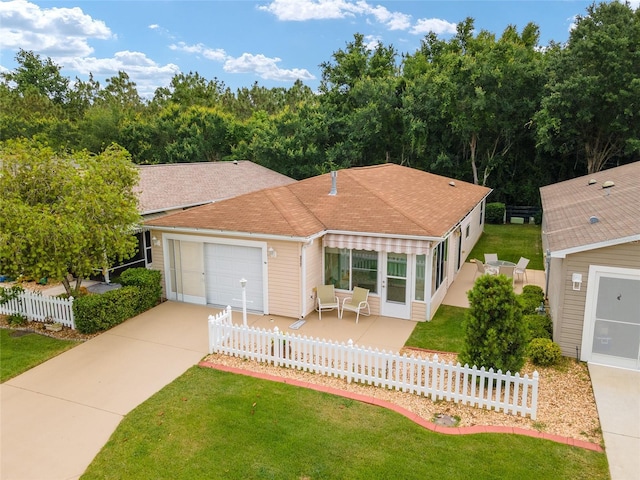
[170,42,227,62]
[173,41,315,83]
[62,51,179,98]
[363,34,380,51]
[410,18,457,36]
[223,53,315,82]
[258,0,362,21]
[0,0,112,56]
[260,0,454,37]
[366,4,411,31]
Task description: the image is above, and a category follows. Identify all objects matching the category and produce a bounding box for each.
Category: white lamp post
[240,278,247,327]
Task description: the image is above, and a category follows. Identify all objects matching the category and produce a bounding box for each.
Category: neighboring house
[146,164,491,322]
[109,161,295,277]
[540,161,640,370]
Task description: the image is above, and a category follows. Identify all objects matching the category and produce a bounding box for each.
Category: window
[465,224,470,238]
[415,254,425,301]
[144,230,153,264]
[324,248,378,293]
[480,201,484,225]
[431,241,447,295]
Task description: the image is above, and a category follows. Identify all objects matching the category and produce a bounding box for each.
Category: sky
[0,0,635,98]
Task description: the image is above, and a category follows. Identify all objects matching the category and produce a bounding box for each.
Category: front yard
[81,366,609,480]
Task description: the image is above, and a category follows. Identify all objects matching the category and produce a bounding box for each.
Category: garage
[204,243,265,312]
[581,266,640,370]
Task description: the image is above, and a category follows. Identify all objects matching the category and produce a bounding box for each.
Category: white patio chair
[316,285,339,320]
[484,253,498,264]
[340,286,370,324]
[474,259,496,278]
[499,265,515,286]
[514,257,530,284]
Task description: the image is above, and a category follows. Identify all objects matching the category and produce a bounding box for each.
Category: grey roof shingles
[539,161,640,254]
[135,161,296,215]
[147,164,492,239]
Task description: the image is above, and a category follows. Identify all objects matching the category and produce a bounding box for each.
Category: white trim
[326,230,442,242]
[161,233,269,314]
[150,225,317,243]
[547,234,640,258]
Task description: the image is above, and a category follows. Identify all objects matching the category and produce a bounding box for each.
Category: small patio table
[486,260,516,267]
[485,260,516,275]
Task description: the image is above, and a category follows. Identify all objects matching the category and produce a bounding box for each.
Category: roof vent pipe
[329,170,337,196]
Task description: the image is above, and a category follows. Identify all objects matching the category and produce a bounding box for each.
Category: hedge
[73,268,162,334]
[485,202,505,224]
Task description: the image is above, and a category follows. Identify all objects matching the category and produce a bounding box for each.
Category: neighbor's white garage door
[204,243,264,311]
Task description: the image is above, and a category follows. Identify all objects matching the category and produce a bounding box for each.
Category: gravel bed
[203,349,603,446]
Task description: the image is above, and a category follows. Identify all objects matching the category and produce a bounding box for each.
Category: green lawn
[405,305,467,352]
[0,328,77,382]
[82,366,608,480]
[468,224,544,270]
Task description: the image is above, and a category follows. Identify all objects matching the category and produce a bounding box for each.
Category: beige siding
[461,201,486,264]
[149,230,166,298]
[266,240,301,318]
[555,242,640,356]
[304,240,323,317]
[411,301,427,322]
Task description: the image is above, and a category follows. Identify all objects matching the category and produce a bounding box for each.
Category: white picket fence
[208,307,539,419]
[0,289,75,329]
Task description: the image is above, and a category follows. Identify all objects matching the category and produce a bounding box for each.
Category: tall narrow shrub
[460,274,527,372]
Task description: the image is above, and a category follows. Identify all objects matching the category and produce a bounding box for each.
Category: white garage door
[582,266,640,370]
[204,243,264,311]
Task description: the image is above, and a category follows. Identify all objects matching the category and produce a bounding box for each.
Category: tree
[0,139,140,295]
[459,274,527,373]
[535,1,640,174]
[1,49,69,105]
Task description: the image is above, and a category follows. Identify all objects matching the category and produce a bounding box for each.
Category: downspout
[545,248,551,300]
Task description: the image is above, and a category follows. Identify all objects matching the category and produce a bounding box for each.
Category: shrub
[518,285,545,315]
[7,312,27,326]
[485,202,505,224]
[523,314,553,341]
[529,338,562,366]
[120,268,162,314]
[73,286,139,334]
[460,275,527,372]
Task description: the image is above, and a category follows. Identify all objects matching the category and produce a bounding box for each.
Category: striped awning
[323,234,431,255]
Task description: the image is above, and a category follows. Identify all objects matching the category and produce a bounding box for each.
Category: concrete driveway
[1,302,217,480]
[588,364,640,480]
[1,301,416,480]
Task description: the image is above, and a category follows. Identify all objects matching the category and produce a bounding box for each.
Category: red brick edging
[198,360,603,452]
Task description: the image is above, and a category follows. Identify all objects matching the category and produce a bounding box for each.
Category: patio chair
[340,286,370,324]
[484,253,498,264]
[316,285,339,320]
[474,259,495,278]
[514,257,530,284]
[499,265,516,286]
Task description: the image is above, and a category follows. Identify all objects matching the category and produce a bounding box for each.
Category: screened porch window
[324,247,378,293]
[415,254,426,301]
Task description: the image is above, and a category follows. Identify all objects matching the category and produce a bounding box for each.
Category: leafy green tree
[0,139,140,295]
[535,1,640,174]
[402,20,545,190]
[1,49,69,105]
[459,274,527,373]
[319,34,402,167]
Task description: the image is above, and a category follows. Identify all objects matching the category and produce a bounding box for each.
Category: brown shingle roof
[136,161,295,215]
[540,161,640,255]
[147,164,492,238]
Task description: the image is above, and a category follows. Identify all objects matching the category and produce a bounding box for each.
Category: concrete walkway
[588,364,640,480]
[0,301,415,479]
